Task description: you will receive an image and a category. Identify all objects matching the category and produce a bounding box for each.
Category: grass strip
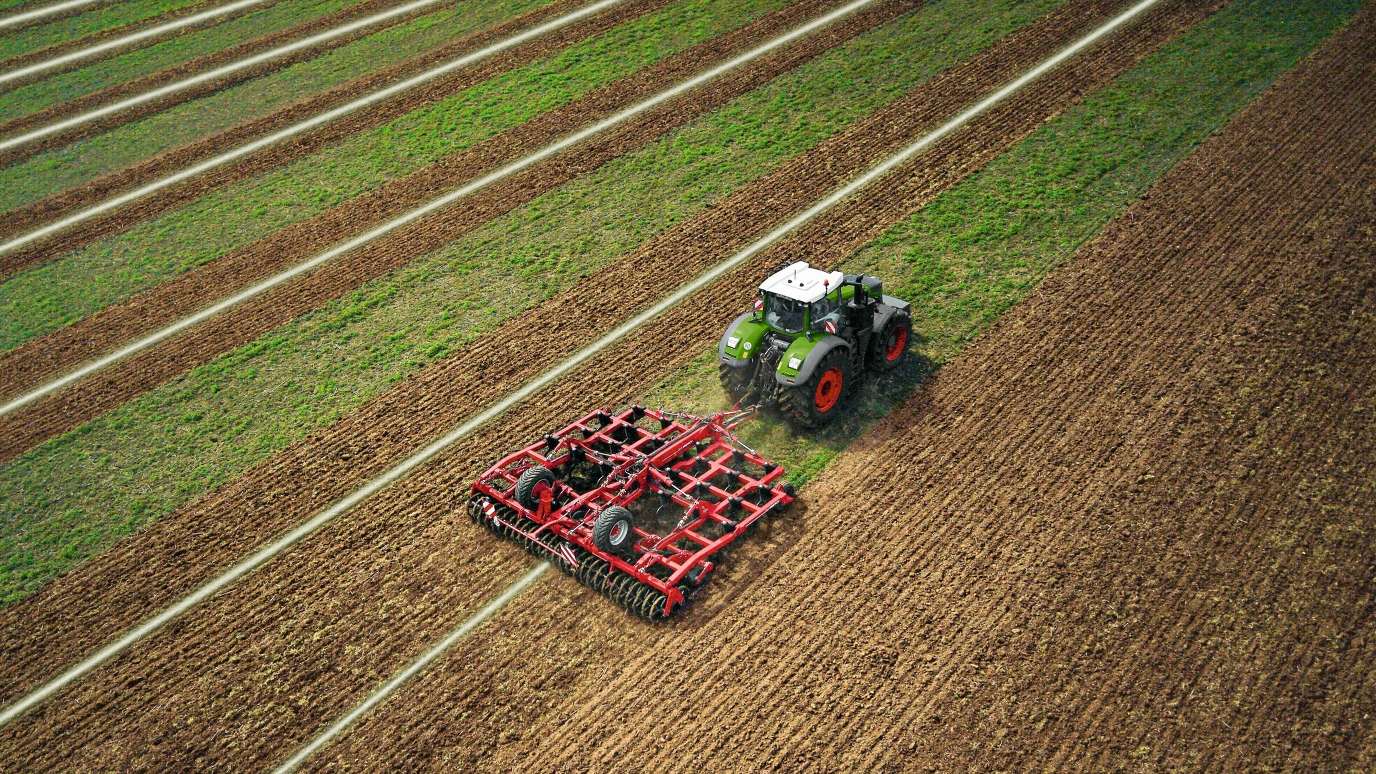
[635,0,1369,489]
[0,0,1064,604]
[0,0,787,348]
[0,0,241,62]
[4,0,1357,604]
[0,0,548,204]
[0,0,362,124]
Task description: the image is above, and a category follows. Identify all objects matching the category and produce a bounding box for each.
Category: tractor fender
[870,297,912,337]
[719,311,760,368]
[775,336,851,387]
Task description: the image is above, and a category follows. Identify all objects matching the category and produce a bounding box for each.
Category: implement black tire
[514,466,556,510]
[718,361,755,403]
[593,506,635,554]
[869,314,912,372]
[781,347,851,428]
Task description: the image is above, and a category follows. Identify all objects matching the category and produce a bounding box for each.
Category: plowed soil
[0,0,660,267]
[0,0,916,462]
[0,0,467,162]
[0,1,1219,770]
[309,6,1376,770]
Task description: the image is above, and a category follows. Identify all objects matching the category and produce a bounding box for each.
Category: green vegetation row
[0,0,203,62]
[637,0,1367,492]
[0,0,549,197]
[0,0,789,348]
[1,0,368,124]
[0,0,1066,604]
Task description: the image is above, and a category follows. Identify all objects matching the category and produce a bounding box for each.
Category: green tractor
[718,261,913,427]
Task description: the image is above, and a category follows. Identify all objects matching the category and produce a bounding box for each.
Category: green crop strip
[635,0,1367,492]
[1,0,1359,608]
[1,0,367,124]
[0,0,788,349]
[0,0,240,62]
[0,0,1069,604]
[0,0,550,204]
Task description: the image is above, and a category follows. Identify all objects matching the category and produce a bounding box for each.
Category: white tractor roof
[759,261,844,304]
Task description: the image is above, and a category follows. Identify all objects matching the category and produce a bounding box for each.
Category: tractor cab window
[810,292,843,333]
[764,293,806,333]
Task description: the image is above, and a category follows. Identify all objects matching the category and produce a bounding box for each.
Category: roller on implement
[468,405,794,620]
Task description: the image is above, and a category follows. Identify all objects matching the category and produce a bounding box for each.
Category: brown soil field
[309,5,1376,770]
[0,0,660,267]
[0,1,1219,769]
[0,0,917,463]
[0,0,294,81]
[0,0,469,161]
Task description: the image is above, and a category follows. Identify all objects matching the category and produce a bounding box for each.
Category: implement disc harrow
[468,405,793,620]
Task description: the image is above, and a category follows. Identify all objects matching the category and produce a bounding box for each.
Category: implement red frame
[468,405,793,619]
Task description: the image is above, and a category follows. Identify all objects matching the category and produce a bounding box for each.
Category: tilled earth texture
[0,0,1230,770]
[303,4,1375,770]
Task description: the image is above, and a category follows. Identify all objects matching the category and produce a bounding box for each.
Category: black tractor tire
[514,465,557,510]
[592,506,636,554]
[781,347,852,428]
[869,314,912,372]
[718,360,755,403]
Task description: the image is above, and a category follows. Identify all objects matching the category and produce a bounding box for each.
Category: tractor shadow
[670,347,938,628]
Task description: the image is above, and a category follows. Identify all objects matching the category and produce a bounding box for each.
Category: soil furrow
[0,0,915,462]
[0,0,664,268]
[0,1,1218,769]
[0,0,463,159]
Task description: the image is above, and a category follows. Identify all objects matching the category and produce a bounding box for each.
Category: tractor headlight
[742,341,751,351]
[788,357,802,370]
[727,336,739,348]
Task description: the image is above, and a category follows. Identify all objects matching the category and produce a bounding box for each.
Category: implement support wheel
[514,466,556,510]
[593,506,635,554]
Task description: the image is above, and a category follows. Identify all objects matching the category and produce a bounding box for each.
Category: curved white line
[0,0,272,85]
[0,0,102,31]
[0,0,873,419]
[0,0,881,728]
[0,0,453,151]
[270,0,1167,766]
[270,564,550,774]
[0,0,624,254]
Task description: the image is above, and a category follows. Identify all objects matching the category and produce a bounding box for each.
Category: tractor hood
[719,311,770,363]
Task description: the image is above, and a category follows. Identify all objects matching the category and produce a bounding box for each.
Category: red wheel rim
[884,325,908,361]
[814,367,843,412]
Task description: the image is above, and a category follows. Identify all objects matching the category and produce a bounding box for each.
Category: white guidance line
[0,0,876,419]
[270,564,550,774]
[271,0,1167,765]
[1,0,454,151]
[0,0,272,85]
[0,0,1161,731]
[0,0,102,31]
[0,0,879,727]
[0,0,623,253]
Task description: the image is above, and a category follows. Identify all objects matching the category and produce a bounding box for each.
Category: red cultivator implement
[467,405,794,620]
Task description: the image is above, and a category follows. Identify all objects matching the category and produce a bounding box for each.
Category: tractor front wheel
[781,348,851,427]
[718,361,755,403]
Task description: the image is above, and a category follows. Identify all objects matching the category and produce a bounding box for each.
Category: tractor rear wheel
[781,348,851,427]
[593,506,636,554]
[514,466,556,510]
[870,314,912,371]
[718,361,755,403]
